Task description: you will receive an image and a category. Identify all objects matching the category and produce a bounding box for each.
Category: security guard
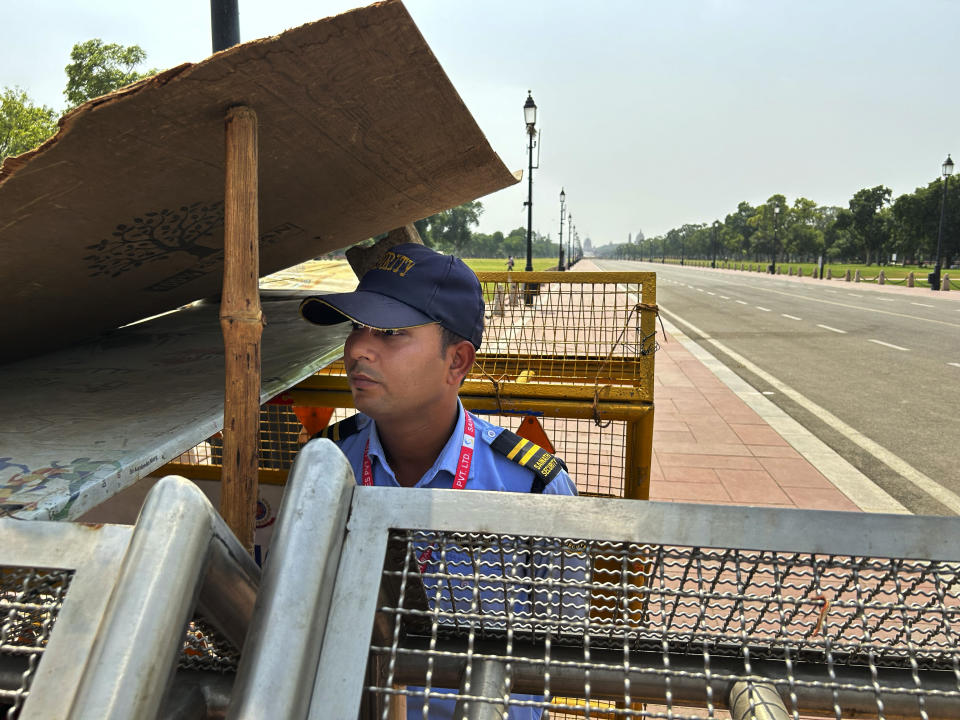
[299,242,576,498]
[300,242,577,719]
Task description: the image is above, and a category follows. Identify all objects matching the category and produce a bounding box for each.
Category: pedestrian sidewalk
[649,327,861,510]
[573,259,872,513]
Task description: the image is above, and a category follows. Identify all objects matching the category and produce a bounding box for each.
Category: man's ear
[447,340,476,385]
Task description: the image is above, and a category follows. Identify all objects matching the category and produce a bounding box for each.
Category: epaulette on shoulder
[312,415,362,444]
[490,430,567,493]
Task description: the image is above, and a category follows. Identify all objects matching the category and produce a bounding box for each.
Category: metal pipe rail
[379,637,960,719]
[0,476,259,719]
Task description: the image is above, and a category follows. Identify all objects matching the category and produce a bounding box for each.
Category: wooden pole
[220,105,262,552]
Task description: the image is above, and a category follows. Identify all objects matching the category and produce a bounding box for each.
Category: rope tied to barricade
[473,363,508,415]
[589,302,663,427]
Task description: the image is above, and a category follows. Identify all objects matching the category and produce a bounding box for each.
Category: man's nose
[345,328,375,362]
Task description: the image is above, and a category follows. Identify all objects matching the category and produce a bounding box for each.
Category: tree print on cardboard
[84,201,304,292]
[84,201,224,278]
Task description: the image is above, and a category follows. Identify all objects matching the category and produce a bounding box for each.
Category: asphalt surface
[595,259,960,515]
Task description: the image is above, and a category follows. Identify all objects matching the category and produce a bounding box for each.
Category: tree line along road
[595,259,960,516]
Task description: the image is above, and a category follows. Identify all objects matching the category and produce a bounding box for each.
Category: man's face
[343,323,454,422]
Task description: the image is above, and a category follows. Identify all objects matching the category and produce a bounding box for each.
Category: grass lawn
[464,258,559,273]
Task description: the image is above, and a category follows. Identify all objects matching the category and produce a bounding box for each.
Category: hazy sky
[5,1,959,246]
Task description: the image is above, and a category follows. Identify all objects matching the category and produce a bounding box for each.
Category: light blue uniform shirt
[335,401,578,497]
[330,402,579,720]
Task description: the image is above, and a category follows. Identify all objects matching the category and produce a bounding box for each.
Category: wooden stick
[220,105,262,552]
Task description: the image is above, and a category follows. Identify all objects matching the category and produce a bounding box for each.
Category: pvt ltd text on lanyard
[361,413,476,570]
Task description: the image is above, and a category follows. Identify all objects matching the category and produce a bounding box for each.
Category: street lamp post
[932,154,954,291]
[712,220,720,268]
[523,91,537,273]
[770,205,780,274]
[558,188,566,271]
[567,214,573,270]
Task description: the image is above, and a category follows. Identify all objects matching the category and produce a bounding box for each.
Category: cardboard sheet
[0,0,517,361]
[0,295,347,520]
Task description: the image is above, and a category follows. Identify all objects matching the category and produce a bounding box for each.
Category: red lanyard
[361,411,476,489]
[362,412,476,572]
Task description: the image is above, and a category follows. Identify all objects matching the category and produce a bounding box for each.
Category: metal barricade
[0,476,259,719]
[300,487,960,719]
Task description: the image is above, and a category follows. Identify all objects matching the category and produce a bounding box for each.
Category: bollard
[844,269,851,281]
[944,273,951,291]
[878,270,885,285]
[826,267,832,280]
[788,266,794,276]
[741,263,745,271]
[854,269,861,282]
[908,272,915,287]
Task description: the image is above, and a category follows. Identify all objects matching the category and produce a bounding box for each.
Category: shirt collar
[365,401,467,488]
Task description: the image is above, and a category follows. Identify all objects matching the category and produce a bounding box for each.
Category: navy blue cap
[300,243,485,349]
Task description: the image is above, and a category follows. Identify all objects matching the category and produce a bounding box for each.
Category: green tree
[848,185,892,264]
[64,39,153,107]
[0,87,58,161]
[414,201,483,255]
[784,197,824,261]
[724,201,758,260]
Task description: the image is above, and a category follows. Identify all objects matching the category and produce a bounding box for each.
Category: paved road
[595,259,960,515]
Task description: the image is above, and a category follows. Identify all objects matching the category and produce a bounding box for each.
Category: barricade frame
[304,487,960,719]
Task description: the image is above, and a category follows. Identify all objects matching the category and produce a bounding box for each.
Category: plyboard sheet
[0,0,517,361]
[0,295,347,520]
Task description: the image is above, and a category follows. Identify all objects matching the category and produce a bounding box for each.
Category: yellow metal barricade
[161,271,658,501]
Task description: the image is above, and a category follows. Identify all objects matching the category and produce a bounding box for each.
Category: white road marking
[877,298,895,302]
[756,306,772,312]
[762,391,775,395]
[817,324,847,334]
[782,314,802,320]
[735,300,748,305]
[912,302,934,308]
[707,291,716,296]
[697,288,704,292]
[660,309,960,515]
[719,295,730,299]
[949,362,960,368]
[868,339,910,352]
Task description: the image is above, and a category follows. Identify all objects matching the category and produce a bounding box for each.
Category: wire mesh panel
[367,531,960,719]
[305,491,960,720]
[0,567,73,717]
[473,272,657,393]
[468,414,630,498]
[179,618,241,673]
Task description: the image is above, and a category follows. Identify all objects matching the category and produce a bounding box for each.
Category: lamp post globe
[933,154,953,291]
